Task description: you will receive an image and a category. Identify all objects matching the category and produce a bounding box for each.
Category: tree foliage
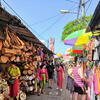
[62,15,92,40]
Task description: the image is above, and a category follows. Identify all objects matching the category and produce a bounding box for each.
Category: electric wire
[2,0,67,46]
[2,0,78,53]
[85,0,91,4]
[37,14,66,51]
[69,6,79,11]
[77,0,81,19]
[66,0,79,4]
[37,15,65,46]
[2,0,46,40]
[30,13,61,26]
[2,0,68,51]
[86,0,92,14]
[41,14,66,36]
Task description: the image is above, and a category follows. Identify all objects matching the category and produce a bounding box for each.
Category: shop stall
[0,6,53,99]
[86,1,100,99]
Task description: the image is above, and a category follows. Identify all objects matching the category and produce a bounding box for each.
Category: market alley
[26,74,70,100]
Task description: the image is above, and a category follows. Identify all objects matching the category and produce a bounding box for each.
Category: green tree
[62,15,92,40]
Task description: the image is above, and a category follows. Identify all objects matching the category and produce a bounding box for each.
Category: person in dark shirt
[47,62,54,89]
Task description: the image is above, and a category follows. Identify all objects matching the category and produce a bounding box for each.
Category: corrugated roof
[0,7,53,55]
[86,1,100,32]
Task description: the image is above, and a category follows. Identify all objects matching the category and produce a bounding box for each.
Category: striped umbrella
[64,29,92,46]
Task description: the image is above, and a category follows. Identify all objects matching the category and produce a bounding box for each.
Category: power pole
[0,0,1,7]
[81,0,85,16]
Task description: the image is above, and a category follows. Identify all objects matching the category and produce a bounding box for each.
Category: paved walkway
[26,75,70,100]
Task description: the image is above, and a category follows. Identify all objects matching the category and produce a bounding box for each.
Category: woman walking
[57,64,64,91]
[72,61,86,100]
[66,63,74,100]
[47,62,54,89]
[8,63,21,100]
[37,64,48,96]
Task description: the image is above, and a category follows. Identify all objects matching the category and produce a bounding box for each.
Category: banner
[49,38,55,53]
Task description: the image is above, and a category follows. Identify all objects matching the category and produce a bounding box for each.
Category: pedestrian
[8,63,21,100]
[53,66,57,83]
[47,62,54,89]
[57,64,64,91]
[37,64,48,96]
[66,63,74,100]
[72,61,87,100]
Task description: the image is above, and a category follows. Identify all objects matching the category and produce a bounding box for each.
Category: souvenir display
[0,78,9,97]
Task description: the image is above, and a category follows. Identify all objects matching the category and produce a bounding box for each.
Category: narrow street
[26,75,70,100]
[0,1,100,100]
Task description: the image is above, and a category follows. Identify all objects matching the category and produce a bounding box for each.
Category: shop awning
[0,7,53,55]
[86,1,100,32]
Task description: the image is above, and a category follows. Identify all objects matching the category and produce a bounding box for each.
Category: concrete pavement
[26,75,70,100]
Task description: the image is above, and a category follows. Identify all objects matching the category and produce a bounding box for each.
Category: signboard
[49,38,55,53]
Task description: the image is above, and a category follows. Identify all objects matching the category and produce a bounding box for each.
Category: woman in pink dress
[37,64,48,95]
[57,64,64,91]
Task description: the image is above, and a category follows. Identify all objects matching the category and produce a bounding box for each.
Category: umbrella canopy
[73,50,83,54]
[71,53,78,57]
[54,55,60,58]
[64,29,92,46]
[72,44,87,50]
[67,48,73,53]
[56,53,61,57]
[72,45,84,50]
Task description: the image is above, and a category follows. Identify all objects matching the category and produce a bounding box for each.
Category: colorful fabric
[72,66,85,88]
[41,73,46,85]
[9,79,18,97]
[41,50,43,59]
[93,68,99,95]
[87,74,92,100]
[97,69,100,94]
[37,69,48,91]
[37,69,48,83]
[90,74,95,100]
[57,66,64,89]
[39,80,45,90]
[8,66,20,78]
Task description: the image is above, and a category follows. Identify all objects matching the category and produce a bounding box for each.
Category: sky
[1,0,99,55]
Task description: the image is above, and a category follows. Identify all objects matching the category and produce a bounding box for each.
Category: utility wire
[41,14,65,36]
[85,0,91,4]
[30,13,61,26]
[66,0,79,4]
[2,0,46,40]
[86,0,92,14]
[77,0,81,19]
[38,14,66,48]
[69,6,79,11]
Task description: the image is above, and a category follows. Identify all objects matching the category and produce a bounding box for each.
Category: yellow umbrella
[56,53,61,57]
[64,29,99,46]
[75,29,92,46]
[67,48,73,53]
